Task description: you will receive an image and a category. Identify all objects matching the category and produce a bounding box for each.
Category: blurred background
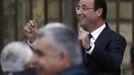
[0,0,133,75]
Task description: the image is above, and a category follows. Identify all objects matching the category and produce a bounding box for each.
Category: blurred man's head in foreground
[31,23,82,75]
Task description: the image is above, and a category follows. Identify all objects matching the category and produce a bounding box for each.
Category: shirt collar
[90,23,106,40]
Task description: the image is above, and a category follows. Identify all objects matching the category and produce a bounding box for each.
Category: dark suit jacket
[81,23,126,75]
[5,68,36,75]
[56,66,89,75]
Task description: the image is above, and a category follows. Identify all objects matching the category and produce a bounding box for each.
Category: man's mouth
[79,18,86,22]
[79,18,83,21]
[78,16,85,20]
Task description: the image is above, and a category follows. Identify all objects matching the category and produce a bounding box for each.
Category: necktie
[83,34,92,64]
[88,34,93,41]
[86,34,93,51]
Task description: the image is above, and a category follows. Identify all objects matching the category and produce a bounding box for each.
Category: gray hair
[0,42,33,72]
[36,23,82,65]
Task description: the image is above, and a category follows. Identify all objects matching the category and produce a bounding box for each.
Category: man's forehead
[38,36,49,44]
[79,0,94,6]
[34,37,50,49]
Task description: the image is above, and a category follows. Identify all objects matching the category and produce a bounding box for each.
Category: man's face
[32,37,62,75]
[76,0,98,29]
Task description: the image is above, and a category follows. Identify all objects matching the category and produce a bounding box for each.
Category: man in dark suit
[76,0,126,75]
[24,23,88,75]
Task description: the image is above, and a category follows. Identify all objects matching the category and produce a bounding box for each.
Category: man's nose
[25,55,38,69]
[76,8,83,16]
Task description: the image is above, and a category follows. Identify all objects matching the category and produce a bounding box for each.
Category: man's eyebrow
[77,4,86,6]
[31,46,41,52]
[33,48,44,55]
[82,4,88,7]
[34,48,41,51]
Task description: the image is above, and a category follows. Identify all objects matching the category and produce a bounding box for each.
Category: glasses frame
[75,6,94,12]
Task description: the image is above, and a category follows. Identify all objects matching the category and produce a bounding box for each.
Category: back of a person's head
[0,41,33,72]
[94,0,107,20]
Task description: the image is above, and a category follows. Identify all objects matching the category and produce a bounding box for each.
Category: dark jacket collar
[56,65,88,75]
[94,22,111,46]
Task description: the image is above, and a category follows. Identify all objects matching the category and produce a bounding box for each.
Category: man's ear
[95,8,103,17]
[58,50,69,65]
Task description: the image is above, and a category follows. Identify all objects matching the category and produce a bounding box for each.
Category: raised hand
[78,27,90,49]
[24,20,38,42]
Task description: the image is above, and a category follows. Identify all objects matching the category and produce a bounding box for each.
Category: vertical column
[0,0,3,50]
[29,0,33,19]
[132,0,134,42]
[59,0,63,22]
[72,0,78,31]
[14,0,19,40]
[116,0,120,33]
[44,0,48,24]
[0,0,3,74]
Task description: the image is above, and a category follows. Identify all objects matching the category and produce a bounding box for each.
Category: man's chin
[79,21,87,26]
[79,23,89,31]
[37,70,46,75]
[36,67,46,75]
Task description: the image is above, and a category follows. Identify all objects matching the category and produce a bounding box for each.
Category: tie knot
[88,34,92,40]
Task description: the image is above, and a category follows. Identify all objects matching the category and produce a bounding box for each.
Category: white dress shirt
[86,23,106,54]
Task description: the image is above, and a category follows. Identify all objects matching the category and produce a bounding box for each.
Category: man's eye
[76,6,80,10]
[34,50,44,57]
[82,7,88,10]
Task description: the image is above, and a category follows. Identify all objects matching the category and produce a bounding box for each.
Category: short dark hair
[94,0,107,20]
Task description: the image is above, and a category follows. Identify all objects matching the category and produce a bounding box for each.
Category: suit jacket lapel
[94,23,111,49]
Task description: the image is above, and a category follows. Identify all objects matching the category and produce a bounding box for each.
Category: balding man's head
[0,42,33,72]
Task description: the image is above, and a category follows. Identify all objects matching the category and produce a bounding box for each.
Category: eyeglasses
[76,5,94,11]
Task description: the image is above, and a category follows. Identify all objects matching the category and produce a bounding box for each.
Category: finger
[27,23,33,30]
[78,32,82,35]
[85,36,90,42]
[29,20,35,27]
[32,20,37,27]
[24,25,30,33]
[81,32,89,36]
[79,28,83,33]
[27,22,36,32]
[29,24,36,33]
[24,23,30,31]
[78,36,81,40]
[27,23,33,33]
[27,23,32,28]
[32,20,37,25]
[79,30,88,35]
[78,34,82,39]
[79,26,88,33]
[79,30,82,34]
[78,35,84,40]
[79,33,87,38]
[31,27,35,33]
[83,31,89,34]
[79,26,85,32]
